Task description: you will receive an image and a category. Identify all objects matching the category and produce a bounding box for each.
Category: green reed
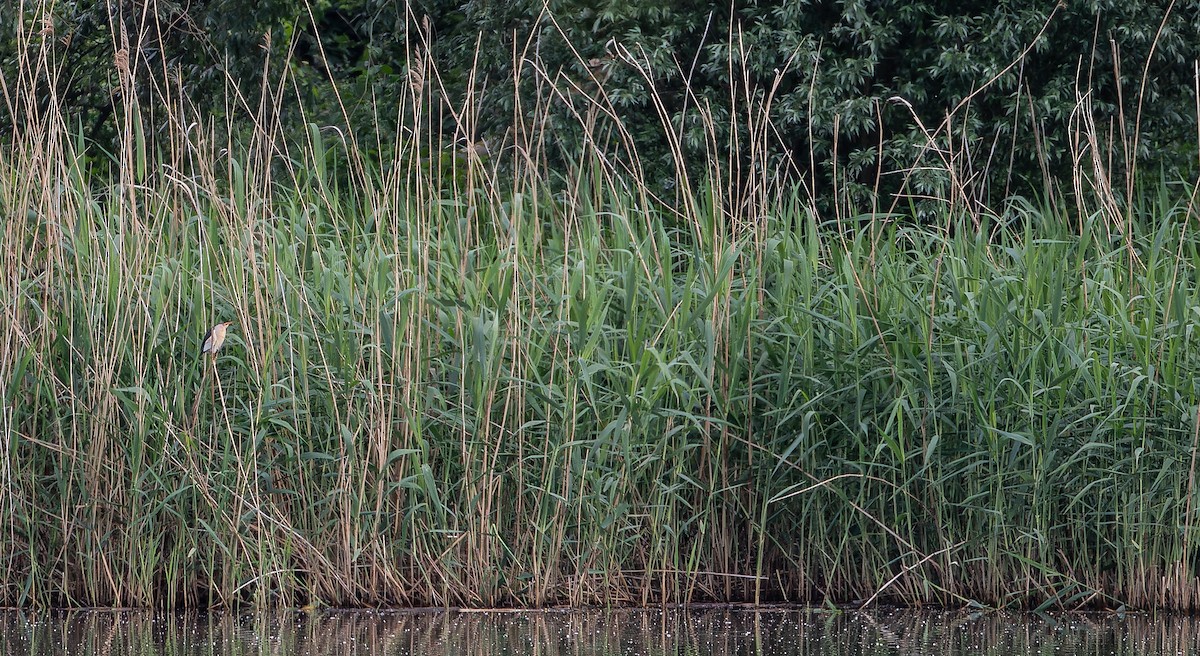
[4,20,1200,610]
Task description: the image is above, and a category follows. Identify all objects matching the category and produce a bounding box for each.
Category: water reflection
[0,607,1195,655]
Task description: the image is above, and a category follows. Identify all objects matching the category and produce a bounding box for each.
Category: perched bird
[201,321,235,357]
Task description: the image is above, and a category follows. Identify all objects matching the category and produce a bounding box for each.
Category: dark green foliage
[0,1,301,151]
[352,1,1200,199]
[4,2,1197,202]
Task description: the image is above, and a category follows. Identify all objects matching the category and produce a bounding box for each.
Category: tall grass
[3,9,1200,610]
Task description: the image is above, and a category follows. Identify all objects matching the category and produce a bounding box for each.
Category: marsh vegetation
[2,2,1200,610]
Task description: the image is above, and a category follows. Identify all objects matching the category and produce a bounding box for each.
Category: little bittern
[201,321,235,357]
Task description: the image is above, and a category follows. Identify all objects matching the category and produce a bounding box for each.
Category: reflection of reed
[4,608,1200,655]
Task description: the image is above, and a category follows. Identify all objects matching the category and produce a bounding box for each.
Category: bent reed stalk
[3,14,1200,611]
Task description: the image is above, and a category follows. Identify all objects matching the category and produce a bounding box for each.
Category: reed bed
[3,16,1200,610]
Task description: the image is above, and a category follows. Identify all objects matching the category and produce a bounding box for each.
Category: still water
[0,607,1192,655]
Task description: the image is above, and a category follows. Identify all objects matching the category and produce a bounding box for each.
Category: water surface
[0,607,1192,655]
